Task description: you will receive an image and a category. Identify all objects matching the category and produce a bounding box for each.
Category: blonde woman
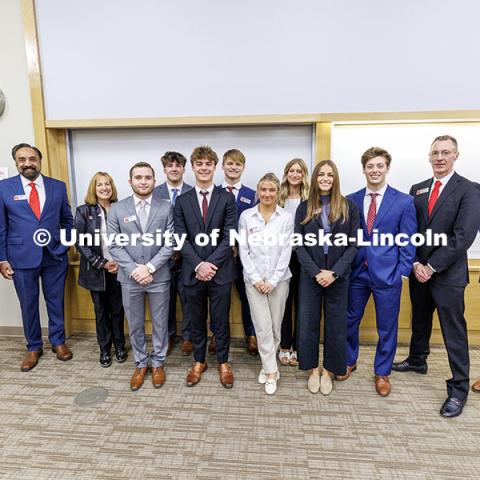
[239,173,294,394]
[75,172,127,367]
[295,160,359,395]
[278,158,309,366]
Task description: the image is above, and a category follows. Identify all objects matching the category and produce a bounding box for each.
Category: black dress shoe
[391,358,428,374]
[115,348,128,363]
[100,352,112,368]
[440,397,466,418]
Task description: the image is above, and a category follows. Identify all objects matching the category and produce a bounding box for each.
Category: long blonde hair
[278,158,310,207]
[84,172,118,205]
[302,160,349,225]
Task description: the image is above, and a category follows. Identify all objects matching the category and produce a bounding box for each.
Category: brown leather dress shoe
[181,340,193,356]
[218,362,234,389]
[375,375,391,397]
[130,367,149,391]
[152,366,166,388]
[208,336,216,356]
[186,362,208,387]
[51,344,73,361]
[471,378,480,393]
[336,364,357,381]
[246,336,258,356]
[21,349,43,372]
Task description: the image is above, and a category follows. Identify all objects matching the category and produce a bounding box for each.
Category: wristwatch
[332,272,339,279]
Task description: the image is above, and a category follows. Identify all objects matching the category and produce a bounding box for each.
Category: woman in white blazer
[238,173,294,395]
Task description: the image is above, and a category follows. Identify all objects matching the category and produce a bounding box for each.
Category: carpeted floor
[0,333,479,479]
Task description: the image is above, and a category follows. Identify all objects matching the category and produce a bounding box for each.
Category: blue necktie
[171,188,179,206]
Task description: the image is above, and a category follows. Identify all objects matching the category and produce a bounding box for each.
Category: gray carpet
[0,333,479,479]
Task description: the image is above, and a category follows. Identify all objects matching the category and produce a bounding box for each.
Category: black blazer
[174,186,237,286]
[410,172,480,287]
[74,203,109,292]
[294,199,360,279]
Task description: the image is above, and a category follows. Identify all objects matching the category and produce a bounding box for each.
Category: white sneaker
[320,373,333,396]
[265,378,277,395]
[278,350,291,366]
[258,369,267,384]
[307,373,320,394]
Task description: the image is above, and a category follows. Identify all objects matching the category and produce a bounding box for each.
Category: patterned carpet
[0,333,479,479]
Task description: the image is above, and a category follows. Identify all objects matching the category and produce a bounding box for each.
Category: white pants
[245,280,290,374]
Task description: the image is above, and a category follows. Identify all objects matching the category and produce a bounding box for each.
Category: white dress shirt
[194,184,214,212]
[167,182,184,202]
[133,194,155,273]
[238,205,294,288]
[428,170,455,199]
[21,174,46,213]
[363,183,388,220]
[221,181,242,200]
[283,198,301,218]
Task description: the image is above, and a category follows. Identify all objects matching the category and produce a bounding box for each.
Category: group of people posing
[1,135,479,418]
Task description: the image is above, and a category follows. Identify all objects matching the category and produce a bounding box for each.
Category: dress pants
[90,272,125,354]
[346,267,401,375]
[185,281,232,364]
[121,281,170,368]
[168,260,191,341]
[234,260,256,337]
[245,280,290,374]
[297,271,348,376]
[408,277,470,400]
[280,251,300,350]
[12,249,68,351]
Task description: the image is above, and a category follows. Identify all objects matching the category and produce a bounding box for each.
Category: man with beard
[108,162,173,391]
[0,143,74,371]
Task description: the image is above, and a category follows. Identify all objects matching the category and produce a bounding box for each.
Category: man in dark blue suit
[341,147,417,396]
[393,135,480,417]
[154,151,193,356]
[0,143,74,371]
[220,149,258,355]
[174,145,237,389]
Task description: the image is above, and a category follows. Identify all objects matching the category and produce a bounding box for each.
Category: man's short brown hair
[431,135,458,151]
[129,162,155,179]
[222,148,246,165]
[161,151,187,168]
[361,147,392,168]
[190,145,218,165]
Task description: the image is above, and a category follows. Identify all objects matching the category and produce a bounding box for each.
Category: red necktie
[29,182,41,220]
[227,186,234,194]
[428,180,442,216]
[366,193,379,234]
[200,191,209,223]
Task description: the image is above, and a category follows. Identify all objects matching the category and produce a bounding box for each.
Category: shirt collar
[433,170,455,186]
[252,204,282,218]
[133,194,152,206]
[167,182,183,193]
[195,184,214,195]
[20,173,44,188]
[222,181,242,191]
[366,183,388,197]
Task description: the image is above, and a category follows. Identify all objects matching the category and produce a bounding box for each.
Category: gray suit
[154,182,193,341]
[108,194,174,368]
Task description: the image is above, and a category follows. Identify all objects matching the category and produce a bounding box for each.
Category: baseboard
[0,326,48,337]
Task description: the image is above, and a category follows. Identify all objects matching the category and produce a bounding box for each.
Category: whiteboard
[35,0,480,120]
[331,123,480,257]
[69,124,313,204]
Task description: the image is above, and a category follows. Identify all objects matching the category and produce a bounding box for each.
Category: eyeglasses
[429,150,456,158]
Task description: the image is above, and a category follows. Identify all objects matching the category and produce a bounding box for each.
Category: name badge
[415,188,429,195]
[240,196,252,204]
[123,215,137,224]
[249,226,260,233]
[14,195,27,201]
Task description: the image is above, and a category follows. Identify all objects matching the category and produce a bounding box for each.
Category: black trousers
[90,272,125,354]
[408,277,470,400]
[297,271,348,376]
[234,260,256,338]
[185,281,232,364]
[168,260,191,341]
[280,251,300,350]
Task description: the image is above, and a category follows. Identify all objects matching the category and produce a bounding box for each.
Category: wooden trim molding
[314,122,332,163]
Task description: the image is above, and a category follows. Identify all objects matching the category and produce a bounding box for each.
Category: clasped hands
[414,263,434,283]
[131,264,153,285]
[103,261,119,274]
[315,269,336,288]
[254,280,274,294]
[196,262,218,282]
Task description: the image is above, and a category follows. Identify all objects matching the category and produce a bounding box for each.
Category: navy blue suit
[0,174,73,351]
[174,186,237,363]
[223,184,257,338]
[346,186,417,375]
[154,181,192,341]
